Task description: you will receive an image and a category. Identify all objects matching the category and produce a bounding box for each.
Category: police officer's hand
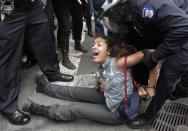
[142,49,157,70]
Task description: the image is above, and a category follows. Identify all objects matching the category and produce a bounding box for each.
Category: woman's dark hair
[94,35,114,49]
[111,44,137,57]
[94,35,137,57]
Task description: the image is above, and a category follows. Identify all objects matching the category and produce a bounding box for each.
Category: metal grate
[152,102,188,131]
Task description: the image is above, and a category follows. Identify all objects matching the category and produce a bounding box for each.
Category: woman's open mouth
[93,52,99,56]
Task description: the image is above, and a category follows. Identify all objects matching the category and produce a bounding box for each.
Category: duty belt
[0,0,14,15]
[0,0,36,22]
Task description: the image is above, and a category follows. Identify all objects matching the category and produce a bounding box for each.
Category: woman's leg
[36,75,105,104]
[49,102,123,125]
[43,84,105,104]
[23,100,123,125]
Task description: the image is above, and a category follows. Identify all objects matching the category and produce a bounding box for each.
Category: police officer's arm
[146,63,159,98]
[151,0,188,61]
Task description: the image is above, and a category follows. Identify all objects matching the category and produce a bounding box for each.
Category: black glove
[142,50,157,70]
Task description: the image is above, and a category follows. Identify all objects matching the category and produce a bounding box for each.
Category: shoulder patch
[142,4,155,19]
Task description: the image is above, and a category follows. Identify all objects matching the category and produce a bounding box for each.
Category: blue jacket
[97,58,134,112]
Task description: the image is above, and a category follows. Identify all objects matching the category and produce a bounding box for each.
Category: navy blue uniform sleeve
[151,0,188,60]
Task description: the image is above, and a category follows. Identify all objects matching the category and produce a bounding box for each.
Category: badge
[143,8,153,18]
[142,4,155,19]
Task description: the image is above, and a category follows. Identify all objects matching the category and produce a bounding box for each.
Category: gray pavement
[0,23,188,131]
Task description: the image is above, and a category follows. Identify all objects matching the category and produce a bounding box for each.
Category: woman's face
[91,37,110,64]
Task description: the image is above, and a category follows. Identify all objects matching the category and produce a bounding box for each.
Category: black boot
[22,100,50,118]
[127,114,153,129]
[35,73,49,93]
[62,50,76,70]
[75,40,88,53]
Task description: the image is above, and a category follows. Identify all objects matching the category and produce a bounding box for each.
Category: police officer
[51,0,88,70]
[0,0,73,125]
[91,0,188,129]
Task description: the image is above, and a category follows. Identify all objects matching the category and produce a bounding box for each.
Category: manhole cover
[152,102,188,131]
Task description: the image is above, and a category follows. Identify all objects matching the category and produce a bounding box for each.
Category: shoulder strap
[124,57,128,107]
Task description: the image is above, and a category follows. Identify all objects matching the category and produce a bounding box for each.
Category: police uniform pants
[145,48,188,119]
[0,2,60,113]
[44,0,55,43]
[41,83,125,125]
[83,0,92,32]
[52,0,83,50]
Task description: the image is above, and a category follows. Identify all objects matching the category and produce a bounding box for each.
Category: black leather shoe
[48,73,74,82]
[1,110,30,125]
[127,115,152,129]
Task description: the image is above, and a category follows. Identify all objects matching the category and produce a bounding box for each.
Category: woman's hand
[135,81,156,99]
[137,86,147,98]
[146,87,155,98]
[137,85,156,100]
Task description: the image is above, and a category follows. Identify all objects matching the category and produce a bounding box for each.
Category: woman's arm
[116,51,144,69]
